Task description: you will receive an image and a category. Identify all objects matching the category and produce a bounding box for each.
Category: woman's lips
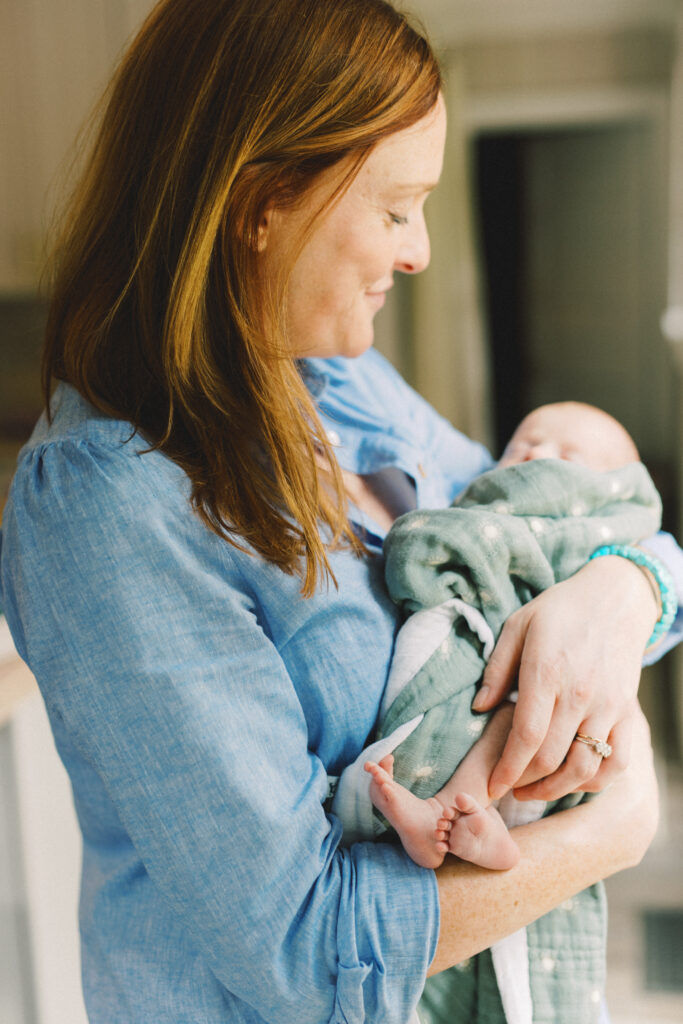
[366,290,387,310]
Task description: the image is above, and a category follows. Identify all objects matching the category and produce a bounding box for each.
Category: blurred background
[1,1,682,1021]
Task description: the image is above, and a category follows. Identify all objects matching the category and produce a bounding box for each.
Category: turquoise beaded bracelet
[589,544,678,651]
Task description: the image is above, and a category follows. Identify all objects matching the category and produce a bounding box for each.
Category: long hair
[43,0,441,594]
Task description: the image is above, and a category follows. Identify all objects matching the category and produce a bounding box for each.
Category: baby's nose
[523,442,555,461]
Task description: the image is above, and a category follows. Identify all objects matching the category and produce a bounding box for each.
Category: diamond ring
[574,733,612,758]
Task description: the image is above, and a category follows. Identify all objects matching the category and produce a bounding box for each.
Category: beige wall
[456,27,674,94]
[0,1,155,294]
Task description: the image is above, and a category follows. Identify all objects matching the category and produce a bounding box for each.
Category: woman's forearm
[429,705,658,975]
[430,804,620,974]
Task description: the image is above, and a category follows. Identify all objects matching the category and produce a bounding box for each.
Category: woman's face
[260,94,446,359]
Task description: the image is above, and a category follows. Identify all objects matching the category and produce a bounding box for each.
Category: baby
[364,401,651,871]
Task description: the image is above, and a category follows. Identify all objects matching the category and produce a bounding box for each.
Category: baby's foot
[447,792,520,870]
[364,756,454,869]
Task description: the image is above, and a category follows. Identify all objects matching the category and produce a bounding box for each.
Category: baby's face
[499,404,638,472]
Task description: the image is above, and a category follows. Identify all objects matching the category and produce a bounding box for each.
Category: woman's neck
[316,453,416,532]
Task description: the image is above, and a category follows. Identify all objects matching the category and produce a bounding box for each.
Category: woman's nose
[396,216,430,274]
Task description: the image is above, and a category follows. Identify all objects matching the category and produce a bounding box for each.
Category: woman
[0,1,676,1021]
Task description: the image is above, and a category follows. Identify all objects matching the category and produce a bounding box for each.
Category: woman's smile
[260,94,446,359]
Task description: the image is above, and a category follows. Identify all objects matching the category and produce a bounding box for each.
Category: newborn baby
[365,401,652,871]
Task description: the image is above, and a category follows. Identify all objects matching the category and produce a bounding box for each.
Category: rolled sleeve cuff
[333,842,439,1024]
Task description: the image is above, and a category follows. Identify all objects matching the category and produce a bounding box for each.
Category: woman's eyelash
[389,212,408,226]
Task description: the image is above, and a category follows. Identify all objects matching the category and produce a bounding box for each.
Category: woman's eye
[389,212,408,226]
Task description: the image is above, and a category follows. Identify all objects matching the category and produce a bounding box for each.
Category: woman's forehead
[358,96,446,194]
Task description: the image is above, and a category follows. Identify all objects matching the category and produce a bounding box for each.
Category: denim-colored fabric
[0,349,491,1024]
[1,348,681,1023]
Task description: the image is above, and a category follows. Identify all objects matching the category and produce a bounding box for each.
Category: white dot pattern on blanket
[484,523,499,540]
[455,959,472,972]
[561,898,574,911]
[529,518,545,534]
[610,479,621,494]
[413,765,435,781]
[570,502,586,517]
[600,525,612,540]
[591,989,602,1004]
[467,717,486,738]
[541,955,555,972]
[493,501,510,514]
[404,515,428,530]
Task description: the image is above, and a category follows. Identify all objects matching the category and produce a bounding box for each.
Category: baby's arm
[365,702,520,871]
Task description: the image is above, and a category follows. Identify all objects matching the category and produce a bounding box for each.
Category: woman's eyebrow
[385,181,439,196]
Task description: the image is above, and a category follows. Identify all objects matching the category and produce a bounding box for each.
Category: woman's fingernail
[472,685,490,711]
[489,783,508,801]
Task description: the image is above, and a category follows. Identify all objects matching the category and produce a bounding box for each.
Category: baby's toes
[454,792,478,814]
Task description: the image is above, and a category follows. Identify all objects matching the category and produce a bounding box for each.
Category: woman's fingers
[511,712,633,800]
[576,714,633,793]
[474,609,527,712]
[511,715,611,800]
[487,603,585,797]
[511,704,585,792]
[487,680,556,799]
[480,559,653,801]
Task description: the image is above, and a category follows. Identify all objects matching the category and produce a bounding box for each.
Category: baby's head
[499,402,639,472]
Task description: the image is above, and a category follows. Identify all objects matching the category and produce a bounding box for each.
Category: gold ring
[574,733,612,758]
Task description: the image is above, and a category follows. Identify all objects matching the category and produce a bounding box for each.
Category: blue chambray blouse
[1,348,681,1023]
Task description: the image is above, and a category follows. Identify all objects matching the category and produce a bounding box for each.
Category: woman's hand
[585,701,659,865]
[430,702,658,976]
[474,554,659,802]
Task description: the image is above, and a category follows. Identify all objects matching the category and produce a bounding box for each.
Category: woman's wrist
[574,784,652,872]
[588,544,678,652]
[579,553,659,652]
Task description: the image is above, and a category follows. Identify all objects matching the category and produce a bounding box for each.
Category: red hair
[43,0,441,593]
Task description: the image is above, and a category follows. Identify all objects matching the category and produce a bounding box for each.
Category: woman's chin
[342,321,377,359]
[298,329,375,360]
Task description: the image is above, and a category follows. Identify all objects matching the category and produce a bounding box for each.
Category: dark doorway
[473,134,528,458]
